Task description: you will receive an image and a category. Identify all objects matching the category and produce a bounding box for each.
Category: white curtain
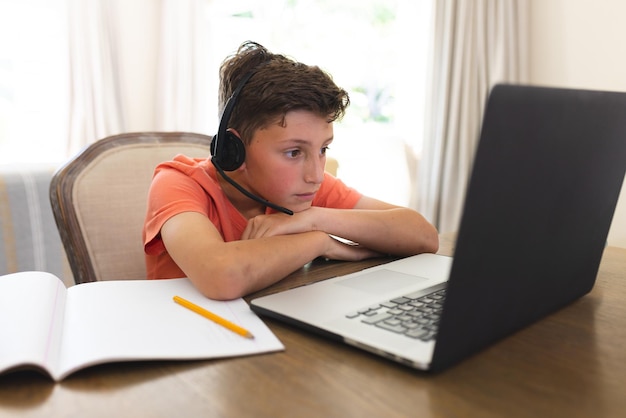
[417,0,529,233]
[155,0,211,133]
[67,0,125,154]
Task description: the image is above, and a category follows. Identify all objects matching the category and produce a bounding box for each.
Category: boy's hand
[241,210,382,260]
[241,209,315,240]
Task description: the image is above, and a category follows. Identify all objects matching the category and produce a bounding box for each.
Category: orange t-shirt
[142,155,362,280]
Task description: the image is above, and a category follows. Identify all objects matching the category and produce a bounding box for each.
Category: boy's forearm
[310,207,439,256]
[189,231,329,300]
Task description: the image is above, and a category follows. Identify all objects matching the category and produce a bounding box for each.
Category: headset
[211,68,294,215]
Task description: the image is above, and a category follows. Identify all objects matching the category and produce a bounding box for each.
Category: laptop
[250,84,626,372]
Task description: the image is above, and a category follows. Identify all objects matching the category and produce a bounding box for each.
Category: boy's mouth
[295,191,317,201]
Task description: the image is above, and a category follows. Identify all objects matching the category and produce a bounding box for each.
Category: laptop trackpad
[336,269,428,294]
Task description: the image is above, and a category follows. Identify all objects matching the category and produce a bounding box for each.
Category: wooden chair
[324,156,339,177]
[49,132,213,284]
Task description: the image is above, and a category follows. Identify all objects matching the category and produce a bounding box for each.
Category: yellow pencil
[173,295,254,339]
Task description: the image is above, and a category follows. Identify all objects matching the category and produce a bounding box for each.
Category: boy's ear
[227,128,242,138]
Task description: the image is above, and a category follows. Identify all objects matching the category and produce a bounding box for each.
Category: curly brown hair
[218,41,350,144]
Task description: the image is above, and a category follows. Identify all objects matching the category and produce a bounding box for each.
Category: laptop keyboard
[345,284,447,341]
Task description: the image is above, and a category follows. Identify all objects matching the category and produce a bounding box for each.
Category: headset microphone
[211,67,294,216]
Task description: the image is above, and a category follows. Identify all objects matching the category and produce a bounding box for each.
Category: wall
[529,0,626,247]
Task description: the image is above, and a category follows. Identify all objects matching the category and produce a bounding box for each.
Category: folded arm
[243,195,439,256]
[161,196,438,300]
[160,212,379,300]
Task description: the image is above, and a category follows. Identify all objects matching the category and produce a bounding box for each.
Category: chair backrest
[50,132,213,284]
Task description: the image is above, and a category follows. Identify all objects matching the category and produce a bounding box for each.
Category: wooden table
[1,235,625,418]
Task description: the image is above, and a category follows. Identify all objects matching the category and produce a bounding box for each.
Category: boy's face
[241,109,333,213]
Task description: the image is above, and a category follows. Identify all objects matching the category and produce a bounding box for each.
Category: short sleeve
[143,166,211,255]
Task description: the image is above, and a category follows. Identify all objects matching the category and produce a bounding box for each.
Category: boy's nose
[304,156,325,184]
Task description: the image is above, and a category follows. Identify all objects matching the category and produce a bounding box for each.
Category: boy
[143,41,438,300]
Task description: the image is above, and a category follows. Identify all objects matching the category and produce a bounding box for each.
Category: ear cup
[213,69,257,172]
[211,131,246,171]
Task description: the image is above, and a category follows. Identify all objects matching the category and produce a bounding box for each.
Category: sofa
[0,164,74,287]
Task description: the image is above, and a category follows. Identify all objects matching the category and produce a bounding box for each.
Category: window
[0,0,69,164]
[205,0,432,205]
[0,0,432,206]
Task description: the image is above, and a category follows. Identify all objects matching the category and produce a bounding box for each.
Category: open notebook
[0,273,283,381]
[251,84,626,372]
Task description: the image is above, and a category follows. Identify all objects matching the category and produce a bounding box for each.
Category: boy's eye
[321,146,330,155]
[286,149,301,158]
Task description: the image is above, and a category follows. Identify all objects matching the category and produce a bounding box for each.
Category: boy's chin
[288,202,314,213]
